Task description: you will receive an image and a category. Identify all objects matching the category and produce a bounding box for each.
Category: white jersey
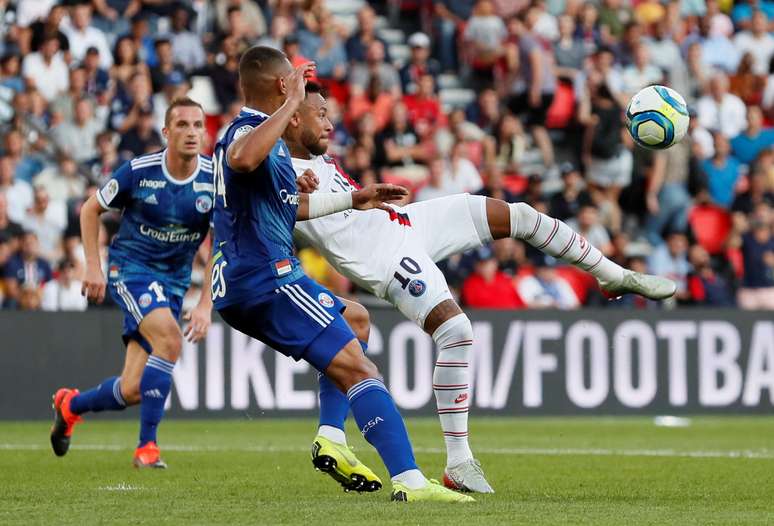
[292,155,411,297]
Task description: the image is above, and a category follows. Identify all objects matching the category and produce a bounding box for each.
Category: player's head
[163,97,205,158]
[286,82,332,156]
[239,45,293,109]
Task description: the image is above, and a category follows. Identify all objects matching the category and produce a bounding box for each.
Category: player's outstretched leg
[424,303,494,494]
[50,341,147,457]
[486,199,676,299]
[312,300,381,491]
[326,340,473,503]
[132,309,183,469]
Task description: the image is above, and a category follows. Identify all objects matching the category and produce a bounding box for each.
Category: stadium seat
[688,204,732,255]
[325,0,365,16]
[388,44,411,67]
[437,74,461,90]
[378,28,406,45]
[439,88,476,111]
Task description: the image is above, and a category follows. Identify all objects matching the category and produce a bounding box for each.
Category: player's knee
[153,330,182,362]
[345,303,371,343]
[341,355,380,390]
[508,202,537,239]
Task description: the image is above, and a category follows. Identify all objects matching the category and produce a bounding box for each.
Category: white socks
[392,469,428,490]
[432,314,475,468]
[317,425,347,445]
[509,202,624,284]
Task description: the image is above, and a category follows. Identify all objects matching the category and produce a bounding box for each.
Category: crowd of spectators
[0,0,773,312]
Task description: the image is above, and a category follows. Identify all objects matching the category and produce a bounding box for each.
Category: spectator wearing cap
[733,10,774,76]
[51,96,105,163]
[549,163,593,221]
[1,230,52,308]
[701,132,743,208]
[731,106,774,166]
[737,203,774,309]
[41,258,87,312]
[686,244,736,306]
[22,185,67,264]
[461,246,524,308]
[62,1,113,70]
[150,38,186,94]
[170,6,206,71]
[0,155,32,224]
[21,32,68,102]
[517,266,580,309]
[345,5,391,64]
[399,32,441,95]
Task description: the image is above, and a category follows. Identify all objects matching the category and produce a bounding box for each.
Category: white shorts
[384,194,492,326]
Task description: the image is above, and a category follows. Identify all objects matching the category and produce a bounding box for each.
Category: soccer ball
[625,85,690,150]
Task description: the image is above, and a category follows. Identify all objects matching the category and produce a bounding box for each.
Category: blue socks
[318,340,367,430]
[138,355,175,447]
[69,376,126,414]
[347,378,417,477]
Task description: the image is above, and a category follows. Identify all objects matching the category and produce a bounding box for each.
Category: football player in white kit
[288,83,676,493]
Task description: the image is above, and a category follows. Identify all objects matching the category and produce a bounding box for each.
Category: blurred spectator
[465,88,502,135]
[621,44,663,97]
[170,6,205,71]
[490,113,526,174]
[696,72,748,139]
[49,66,90,124]
[303,11,346,81]
[463,0,506,88]
[3,128,44,183]
[52,96,105,163]
[33,155,87,204]
[27,4,69,56]
[729,52,767,106]
[403,74,447,133]
[0,155,32,223]
[554,14,586,79]
[0,52,24,95]
[433,0,474,72]
[109,71,152,133]
[686,244,736,306]
[82,46,111,98]
[118,107,162,158]
[1,231,52,308]
[91,0,140,36]
[18,284,42,311]
[85,131,121,185]
[648,230,691,298]
[41,258,87,312]
[733,10,774,76]
[204,35,241,113]
[21,32,68,102]
[374,102,429,179]
[400,32,441,95]
[111,34,149,92]
[646,20,683,81]
[683,15,739,73]
[461,247,523,308]
[62,1,112,70]
[442,141,483,194]
[566,204,614,256]
[732,170,774,215]
[349,40,401,99]
[216,0,266,41]
[0,191,22,252]
[576,2,602,53]
[701,133,743,208]
[549,163,593,221]
[731,106,774,166]
[517,266,580,309]
[705,0,731,37]
[737,205,774,309]
[416,157,452,201]
[21,186,66,263]
[502,11,556,168]
[150,38,186,94]
[345,5,389,64]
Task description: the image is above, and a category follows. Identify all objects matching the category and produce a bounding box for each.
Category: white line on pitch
[2,443,773,459]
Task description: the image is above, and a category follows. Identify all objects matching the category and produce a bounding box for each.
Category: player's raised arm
[227,58,316,173]
[296,183,408,221]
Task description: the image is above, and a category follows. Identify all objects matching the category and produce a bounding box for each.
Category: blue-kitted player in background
[50,98,214,469]
[211,45,472,503]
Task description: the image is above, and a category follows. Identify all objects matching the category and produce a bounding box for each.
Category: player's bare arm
[80,195,107,304]
[227,61,316,173]
[295,184,408,221]
[183,231,214,343]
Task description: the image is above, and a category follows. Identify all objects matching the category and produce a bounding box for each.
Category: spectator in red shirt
[403,74,448,135]
[461,246,524,308]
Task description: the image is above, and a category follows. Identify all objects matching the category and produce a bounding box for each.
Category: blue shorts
[108,277,183,354]
[218,275,356,372]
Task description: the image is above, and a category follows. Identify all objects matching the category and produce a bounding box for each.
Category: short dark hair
[164,97,204,127]
[305,81,325,98]
[239,46,288,95]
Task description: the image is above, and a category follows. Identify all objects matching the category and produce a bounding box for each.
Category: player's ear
[289,112,300,128]
[161,126,169,142]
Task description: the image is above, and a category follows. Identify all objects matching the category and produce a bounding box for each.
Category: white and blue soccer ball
[625,85,690,150]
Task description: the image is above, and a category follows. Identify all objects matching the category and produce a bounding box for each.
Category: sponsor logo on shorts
[138,293,152,308]
[195,194,213,213]
[318,292,335,308]
[408,279,426,297]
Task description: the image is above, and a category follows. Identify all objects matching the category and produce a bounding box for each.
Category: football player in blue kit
[211,45,472,503]
[50,98,214,468]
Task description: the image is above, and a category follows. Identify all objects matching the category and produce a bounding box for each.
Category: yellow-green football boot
[311,435,382,492]
[391,479,476,503]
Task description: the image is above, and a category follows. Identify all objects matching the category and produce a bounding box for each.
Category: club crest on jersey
[408,279,426,297]
[195,195,213,213]
[138,293,152,308]
[318,292,335,308]
[233,124,253,140]
[100,178,119,205]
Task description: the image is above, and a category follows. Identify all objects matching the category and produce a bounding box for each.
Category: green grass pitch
[1,417,773,525]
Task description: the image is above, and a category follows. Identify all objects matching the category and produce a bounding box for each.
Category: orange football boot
[133,441,168,469]
[50,388,83,457]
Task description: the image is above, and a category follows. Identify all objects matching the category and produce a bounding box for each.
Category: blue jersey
[211,107,305,309]
[96,150,214,297]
